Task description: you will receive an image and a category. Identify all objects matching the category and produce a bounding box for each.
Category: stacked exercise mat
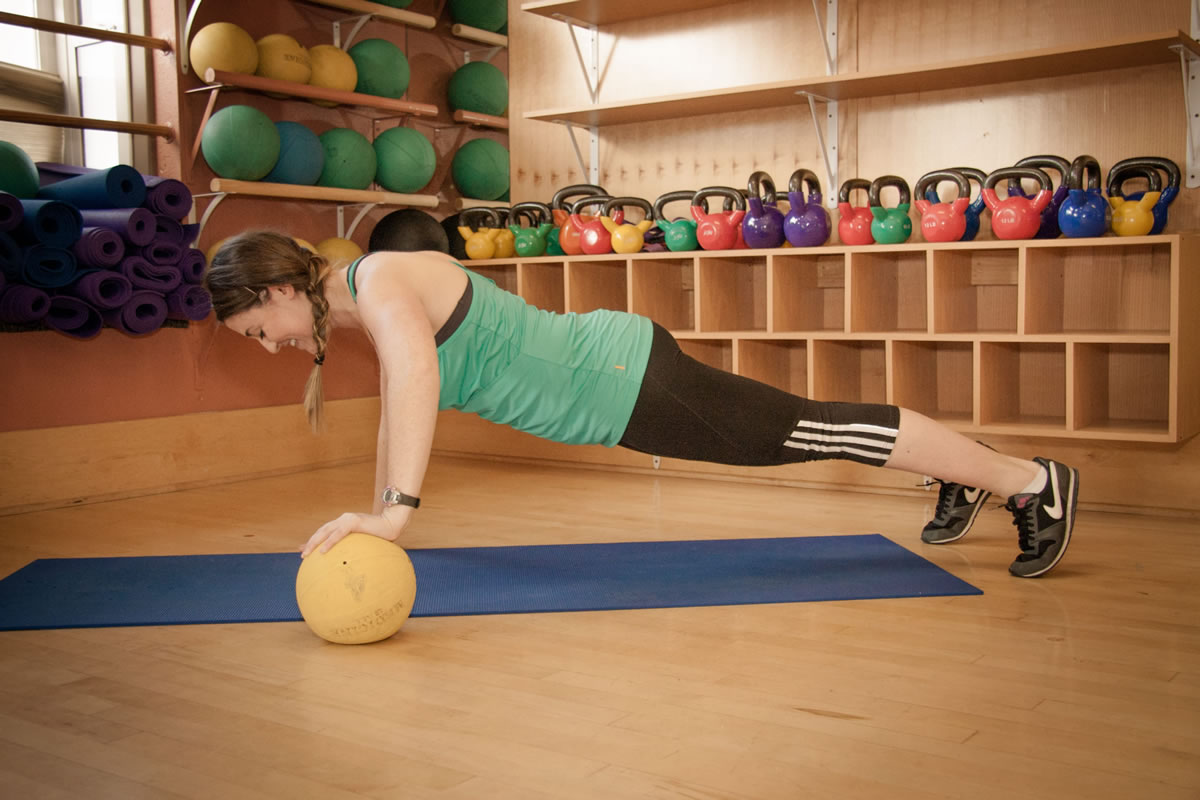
[0,140,211,339]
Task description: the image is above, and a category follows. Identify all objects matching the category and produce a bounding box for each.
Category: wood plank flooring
[0,455,1197,799]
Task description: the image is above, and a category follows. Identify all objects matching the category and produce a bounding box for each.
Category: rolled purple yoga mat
[0,232,19,278]
[166,284,212,321]
[181,223,200,246]
[73,226,125,268]
[36,161,93,187]
[79,207,155,246]
[143,176,192,219]
[103,289,167,336]
[140,240,183,266]
[155,215,185,245]
[0,284,50,324]
[46,295,103,338]
[21,245,78,288]
[178,247,205,284]
[66,270,133,311]
[16,199,83,248]
[36,165,146,209]
[0,192,22,233]
[120,255,181,293]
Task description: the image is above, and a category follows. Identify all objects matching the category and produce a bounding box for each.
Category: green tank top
[348,257,653,446]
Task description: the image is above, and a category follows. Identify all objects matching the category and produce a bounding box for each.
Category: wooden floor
[0,455,1198,799]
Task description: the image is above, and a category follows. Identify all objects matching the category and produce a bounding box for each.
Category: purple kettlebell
[741,171,785,248]
[783,168,831,247]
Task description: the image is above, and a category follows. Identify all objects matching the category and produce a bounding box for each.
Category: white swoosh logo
[963,488,981,503]
[1043,466,1063,520]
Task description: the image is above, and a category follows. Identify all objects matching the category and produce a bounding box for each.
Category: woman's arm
[371,366,389,515]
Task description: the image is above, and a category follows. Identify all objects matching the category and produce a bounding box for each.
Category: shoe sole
[1011,463,1078,578]
[922,492,992,545]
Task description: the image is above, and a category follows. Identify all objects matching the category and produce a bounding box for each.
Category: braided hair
[204,231,334,432]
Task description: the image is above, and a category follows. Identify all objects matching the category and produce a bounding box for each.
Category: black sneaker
[921,480,992,544]
[1004,457,1079,578]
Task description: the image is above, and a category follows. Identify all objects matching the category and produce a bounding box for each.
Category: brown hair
[204,231,333,432]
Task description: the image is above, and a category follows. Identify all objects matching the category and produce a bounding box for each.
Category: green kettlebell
[869,174,913,244]
[653,189,699,252]
[509,201,554,257]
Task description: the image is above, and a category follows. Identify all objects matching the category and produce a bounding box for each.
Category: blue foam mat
[0,535,980,631]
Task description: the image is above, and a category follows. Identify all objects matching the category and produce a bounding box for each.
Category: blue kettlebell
[741,171,785,248]
[1007,155,1070,239]
[1057,155,1109,239]
[784,168,831,247]
[653,190,699,252]
[924,166,987,241]
[1107,157,1179,235]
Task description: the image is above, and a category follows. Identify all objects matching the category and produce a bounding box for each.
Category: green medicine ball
[451,138,509,200]
[0,140,40,198]
[200,105,281,181]
[347,38,410,99]
[447,61,507,117]
[449,0,506,31]
[317,128,377,190]
[374,127,436,193]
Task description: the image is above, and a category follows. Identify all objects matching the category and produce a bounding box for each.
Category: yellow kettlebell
[600,196,655,254]
[1109,192,1160,237]
[457,207,502,260]
[492,207,515,259]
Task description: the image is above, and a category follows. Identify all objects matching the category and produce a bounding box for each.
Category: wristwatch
[381,486,421,509]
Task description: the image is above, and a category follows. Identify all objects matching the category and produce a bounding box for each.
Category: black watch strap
[381,486,420,509]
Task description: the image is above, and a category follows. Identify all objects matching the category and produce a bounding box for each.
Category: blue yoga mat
[0,535,980,631]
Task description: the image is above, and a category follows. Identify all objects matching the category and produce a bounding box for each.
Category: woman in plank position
[205,231,1077,578]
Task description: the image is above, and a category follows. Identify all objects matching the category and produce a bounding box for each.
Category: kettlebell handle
[570,195,611,216]
[510,201,552,226]
[746,172,777,204]
[552,184,607,211]
[654,190,698,221]
[1107,157,1178,197]
[788,169,822,197]
[1008,155,1070,194]
[915,169,970,203]
[1106,163,1163,198]
[1067,156,1102,191]
[838,178,871,205]
[460,206,502,229]
[868,175,911,208]
[985,167,1051,194]
[692,186,746,212]
[603,196,653,221]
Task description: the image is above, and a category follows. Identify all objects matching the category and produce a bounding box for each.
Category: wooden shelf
[208,179,440,208]
[520,0,732,25]
[524,30,1200,126]
[449,24,507,47]
[202,69,439,117]
[298,0,436,29]
[452,110,509,130]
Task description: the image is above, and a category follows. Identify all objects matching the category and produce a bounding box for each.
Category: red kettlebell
[914,169,971,243]
[837,178,874,245]
[691,186,746,251]
[982,166,1052,240]
[571,195,619,255]
[553,184,607,256]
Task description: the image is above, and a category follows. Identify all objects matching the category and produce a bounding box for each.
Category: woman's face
[223,285,317,355]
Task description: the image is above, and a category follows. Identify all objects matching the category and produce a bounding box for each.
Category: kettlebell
[601,197,655,254]
[837,178,874,245]
[571,196,616,255]
[1108,157,1179,235]
[654,190,700,252]
[551,184,607,256]
[508,201,554,257]
[784,169,831,247]
[741,171,785,249]
[491,207,515,259]
[457,207,503,260]
[1007,155,1071,239]
[924,167,987,241]
[868,175,913,244]
[691,186,746,251]
[914,169,970,243]
[1057,155,1109,239]
[982,167,1052,240]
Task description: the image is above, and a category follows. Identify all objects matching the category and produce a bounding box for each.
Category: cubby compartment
[930,248,1019,333]
[697,255,767,332]
[891,340,974,425]
[979,342,1067,432]
[1024,243,1172,334]
[770,252,846,332]
[467,263,518,295]
[736,339,808,396]
[631,255,695,331]
[678,337,733,372]
[566,259,628,313]
[1072,342,1171,438]
[811,339,887,404]
[848,250,928,333]
[518,261,565,314]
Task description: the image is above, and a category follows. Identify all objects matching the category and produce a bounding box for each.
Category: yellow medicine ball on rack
[316,236,364,265]
[255,33,311,86]
[189,22,258,78]
[307,44,358,107]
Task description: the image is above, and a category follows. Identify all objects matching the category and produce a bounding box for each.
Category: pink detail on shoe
[1014,495,1033,509]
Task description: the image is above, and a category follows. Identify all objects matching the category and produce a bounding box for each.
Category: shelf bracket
[562,121,599,185]
[810,0,838,76]
[553,13,600,103]
[798,92,838,208]
[337,203,379,239]
[333,15,372,50]
[463,45,502,65]
[178,0,203,74]
[191,190,226,241]
[1178,1,1200,188]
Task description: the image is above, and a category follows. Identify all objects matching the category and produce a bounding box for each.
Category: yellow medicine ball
[189,22,259,79]
[205,235,230,265]
[316,236,364,265]
[307,44,358,107]
[295,533,418,645]
[291,236,317,254]
[255,33,311,85]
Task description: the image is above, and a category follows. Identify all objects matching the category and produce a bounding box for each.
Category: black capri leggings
[618,323,901,467]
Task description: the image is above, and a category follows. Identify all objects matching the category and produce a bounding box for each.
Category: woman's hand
[300,505,415,557]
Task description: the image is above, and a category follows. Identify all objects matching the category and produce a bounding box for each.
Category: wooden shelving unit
[199,69,439,117]
[297,0,436,29]
[520,0,731,25]
[458,235,1200,444]
[524,30,1200,126]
